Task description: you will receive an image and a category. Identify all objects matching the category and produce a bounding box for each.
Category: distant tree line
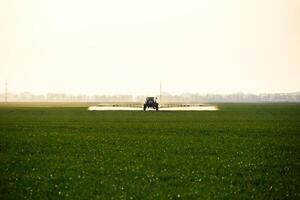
[157,92,300,102]
[0,92,300,102]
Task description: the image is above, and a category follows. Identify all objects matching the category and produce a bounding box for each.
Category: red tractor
[144,97,159,111]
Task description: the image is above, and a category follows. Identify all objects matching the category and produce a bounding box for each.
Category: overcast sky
[1,0,299,95]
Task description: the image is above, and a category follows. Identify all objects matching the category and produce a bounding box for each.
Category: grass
[0,103,299,199]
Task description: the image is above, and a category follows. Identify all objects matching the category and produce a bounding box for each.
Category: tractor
[144,97,159,111]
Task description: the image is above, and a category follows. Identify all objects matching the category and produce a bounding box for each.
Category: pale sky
[0,0,299,95]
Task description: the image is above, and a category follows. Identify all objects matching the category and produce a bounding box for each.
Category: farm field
[0,103,299,199]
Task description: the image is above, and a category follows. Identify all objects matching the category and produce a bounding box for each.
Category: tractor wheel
[143,104,146,111]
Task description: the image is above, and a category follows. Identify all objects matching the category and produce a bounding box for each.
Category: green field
[0,103,299,199]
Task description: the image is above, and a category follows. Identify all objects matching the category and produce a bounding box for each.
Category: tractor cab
[144,97,159,111]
